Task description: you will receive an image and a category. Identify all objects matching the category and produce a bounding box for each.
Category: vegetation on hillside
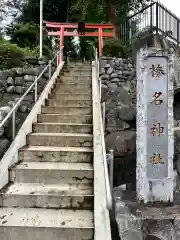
[0,40,36,69]
[0,0,153,67]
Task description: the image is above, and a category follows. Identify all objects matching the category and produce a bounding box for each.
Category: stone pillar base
[114,187,180,240]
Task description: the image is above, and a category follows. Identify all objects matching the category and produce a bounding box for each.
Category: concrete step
[46,99,92,107]
[66,64,91,69]
[59,76,91,81]
[56,81,92,86]
[67,61,92,67]
[42,106,92,114]
[33,123,93,134]
[49,93,92,101]
[62,68,91,72]
[55,83,92,90]
[62,68,91,74]
[52,87,92,94]
[0,208,94,240]
[68,62,91,65]
[27,133,93,147]
[53,84,91,90]
[37,114,93,124]
[62,72,91,77]
[56,80,92,85]
[10,162,93,184]
[19,146,93,163]
[0,182,93,209]
[61,69,91,74]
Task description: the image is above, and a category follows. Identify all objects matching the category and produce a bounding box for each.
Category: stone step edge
[42,106,92,109]
[33,123,93,126]
[19,146,93,152]
[38,113,93,116]
[28,132,93,137]
[10,162,94,170]
[0,208,94,228]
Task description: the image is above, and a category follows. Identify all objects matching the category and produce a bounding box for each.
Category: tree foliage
[71,0,152,25]
[0,40,36,69]
[5,22,53,59]
[67,0,151,42]
[1,0,153,61]
[19,0,69,24]
[103,38,131,57]
[70,0,108,23]
[6,23,39,48]
[0,0,23,23]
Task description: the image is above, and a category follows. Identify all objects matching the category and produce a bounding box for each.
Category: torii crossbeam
[43,21,114,63]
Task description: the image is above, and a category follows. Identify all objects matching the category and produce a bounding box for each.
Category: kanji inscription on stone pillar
[147,57,168,179]
[136,48,174,203]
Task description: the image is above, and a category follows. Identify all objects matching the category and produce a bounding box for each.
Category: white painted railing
[101,102,114,195]
[0,49,64,189]
[92,60,112,240]
[0,48,63,139]
[94,51,113,210]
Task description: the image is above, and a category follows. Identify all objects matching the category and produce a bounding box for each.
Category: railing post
[102,101,105,131]
[177,19,180,46]
[156,2,159,34]
[150,4,153,31]
[34,78,38,102]
[128,19,132,44]
[48,60,52,79]
[109,149,114,192]
[97,60,99,79]
[95,47,98,62]
[12,107,16,139]
[57,54,59,67]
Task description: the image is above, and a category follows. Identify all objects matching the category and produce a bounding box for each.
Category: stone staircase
[0,63,94,240]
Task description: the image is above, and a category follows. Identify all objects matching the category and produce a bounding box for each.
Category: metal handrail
[120,1,180,45]
[95,50,113,210]
[0,48,64,139]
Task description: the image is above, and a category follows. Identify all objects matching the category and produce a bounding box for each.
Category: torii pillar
[98,27,103,57]
[59,27,64,63]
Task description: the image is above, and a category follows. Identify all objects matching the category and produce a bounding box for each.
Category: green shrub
[103,38,131,58]
[0,40,36,70]
[6,23,53,59]
[6,23,39,49]
[79,39,95,61]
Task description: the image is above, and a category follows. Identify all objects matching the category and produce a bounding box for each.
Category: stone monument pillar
[136,47,174,203]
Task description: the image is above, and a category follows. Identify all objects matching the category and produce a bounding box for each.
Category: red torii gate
[43,21,114,63]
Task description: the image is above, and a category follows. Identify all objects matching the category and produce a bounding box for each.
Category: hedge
[0,40,36,70]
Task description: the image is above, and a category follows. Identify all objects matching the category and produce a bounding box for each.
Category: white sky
[160,0,180,18]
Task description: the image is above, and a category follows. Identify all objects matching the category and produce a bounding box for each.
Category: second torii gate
[43,21,114,63]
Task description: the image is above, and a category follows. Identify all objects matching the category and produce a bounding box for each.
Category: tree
[19,0,69,24]
[0,0,23,22]
[71,0,153,37]
[6,23,39,48]
[5,22,53,59]
[70,0,108,23]
[4,0,152,60]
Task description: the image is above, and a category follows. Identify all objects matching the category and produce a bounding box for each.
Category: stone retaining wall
[0,63,56,158]
[100,57,137,186]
